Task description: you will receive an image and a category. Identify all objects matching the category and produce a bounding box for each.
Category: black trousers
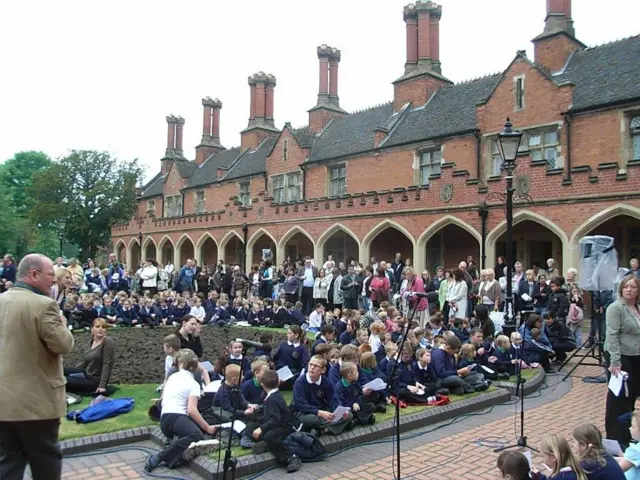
[64,367,100,394]
[0,418,62,480]
[158,413,204,468]
[551,341,575,362]
[343,297,358,310]
[301,287,314,315]
[605,354,640,445]
[262,426,292,466]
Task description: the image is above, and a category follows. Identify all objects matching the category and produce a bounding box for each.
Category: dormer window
[514,76,525,110]
[147,200,155,214]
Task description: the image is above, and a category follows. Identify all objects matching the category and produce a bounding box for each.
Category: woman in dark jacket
[175,314,203,358]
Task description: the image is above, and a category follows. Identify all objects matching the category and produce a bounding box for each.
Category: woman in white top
[140,260,159,295]
[446,268,468,320]
[477,268,501,312]
[313,268,329,307]
[145,349,218,472]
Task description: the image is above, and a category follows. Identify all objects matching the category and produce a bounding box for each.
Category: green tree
[30,150,142,259]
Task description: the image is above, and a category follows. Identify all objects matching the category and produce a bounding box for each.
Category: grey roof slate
[307,103,395,163]
[291,126,316,148]
[186,147,244,189]
[384,74,501,147]
[557,36,640,112]
[139,173,165,199]
[224,138,276,181]
[176,161,197,178]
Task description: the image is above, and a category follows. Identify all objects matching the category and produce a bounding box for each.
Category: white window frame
[632,115,640,161]
[194,190,205,214]
[270,172,302,203]
[490,140,503,177]
[514,75,525,111]
[419,149,442,186]
[147,199,155,214]
[239,181,251,207]
[163,194,183,218]
[328,164,347,197]
[528,128,560,168]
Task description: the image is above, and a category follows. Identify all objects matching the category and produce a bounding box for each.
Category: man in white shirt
[299,258,318,315]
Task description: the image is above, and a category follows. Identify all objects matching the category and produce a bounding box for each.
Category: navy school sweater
[227,355,251,377]
[493,347,513,368]
[273,341,309,374]
[213,382,250,419]
[431,348,458,379]
[310,337,328,356]
[261,390,297,435]
[292,374,334,415]
[412,361,437,385]
[248,310,264,326]
[240,378,264,405]
[339,330,355,345]
[388,360,415,389]
[333,379,364,409]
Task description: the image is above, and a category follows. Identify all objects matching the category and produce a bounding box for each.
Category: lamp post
[242,223,248,271]
[138,231,143,265]
[496,118,523,335]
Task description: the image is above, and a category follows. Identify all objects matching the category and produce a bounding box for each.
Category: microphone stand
[386,296,419,480]
[222,345,249,480]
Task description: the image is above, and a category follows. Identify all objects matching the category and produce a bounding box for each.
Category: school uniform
[100,305,118,324]
[169,305,188,323]
[338,330,355,345]
[159,306,170,322]
[452,327,470,344]
[389,360,437,402]
[492,347,515,375]
[211,306,232,326]
[117,306,138,326]
[241,378,265,405]
[334,320,347,338]
[262,307,274,326]
[252,345,273,359]
[270,307,287,328]
[431,348,478,395]
[378,357,393,380]
[138,306,157,326]
[288,308,305,326]
[227,355,251,378]
[359,367,388,408]
[328,362,343,387]
[291,373,351,435]
[80,308,98,328]
[310,336,329,356]
[332,379,375,425]
[248,310,264,326]
[213,383,259,444]
[579,454,625,480]
[273,341,309,390]
[258,388,300,467]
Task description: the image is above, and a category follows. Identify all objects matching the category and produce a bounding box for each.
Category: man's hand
[244,407,255,416]
[252,427,262,440]
[317,410,335,422]
[610,365,622,377]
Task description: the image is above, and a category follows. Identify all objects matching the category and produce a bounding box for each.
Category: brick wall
[393,74,449,111]
[534,34,583,73]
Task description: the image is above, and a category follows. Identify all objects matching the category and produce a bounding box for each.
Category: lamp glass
[497,118,523,171]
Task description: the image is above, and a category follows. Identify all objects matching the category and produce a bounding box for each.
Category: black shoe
[368,415,376,425]
[252,441,268,455]
[345,420,356,431]
[286,454,302,473]
[498,373,511,380]
[144,453,161,472]
[374,404,387,413]
[309,428,322,437]
[545,368,556,374]
[436,388,450,396]
[452,386,465,395]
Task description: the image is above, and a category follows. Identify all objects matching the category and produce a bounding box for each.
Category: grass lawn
[500,368,542,384]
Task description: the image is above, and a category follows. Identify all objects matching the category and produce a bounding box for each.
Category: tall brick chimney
[533,0,585,73]
[241,72,279,151]
[174,116,185,157]
[162,115,177,174]
[196,97,225,165]
[309,45,347,134]
[394,1,450,111]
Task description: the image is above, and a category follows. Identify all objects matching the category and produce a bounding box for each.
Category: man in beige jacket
[0,254,75,480]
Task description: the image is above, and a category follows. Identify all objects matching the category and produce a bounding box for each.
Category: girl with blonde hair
[539,433,587,480]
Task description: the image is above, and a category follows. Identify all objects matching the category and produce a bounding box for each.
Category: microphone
[235,338,271,350]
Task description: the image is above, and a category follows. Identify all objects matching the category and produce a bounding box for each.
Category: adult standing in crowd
[340,264,360,310]
[604,274,640,445]
[0,254,75,480]
[0,254,16,292]
[298,257,318,315]
[391,253,404,293]
[139,260,159,296]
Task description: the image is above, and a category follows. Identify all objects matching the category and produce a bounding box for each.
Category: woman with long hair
[404,267,429,328]
[439,270,454,320]
[175,314,203,359]
[539,433,587,480]
[51,267,72,308]
[446,268,468,321]
[313,268,329,308]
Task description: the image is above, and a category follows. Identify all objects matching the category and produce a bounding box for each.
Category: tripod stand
[495,346,538,453]
[222,344,249,480]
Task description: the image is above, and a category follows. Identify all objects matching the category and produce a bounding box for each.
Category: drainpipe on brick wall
[563,112,572,183]
[300,163,306,200]
[242,223,248,271]
[478,201,488,269]
[474,130,482,180]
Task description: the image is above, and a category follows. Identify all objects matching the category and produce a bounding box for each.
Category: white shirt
[305,373,322,385]
[140,265,158,288]
[190,306,205,319]
[164,355,174,375]
[161,369,201,416]
[265,388,279,401]
[308,310,323,328]
[369,334,381,354]
[303,267,315,288]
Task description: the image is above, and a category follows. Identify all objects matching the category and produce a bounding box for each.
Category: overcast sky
[2,0,639,182]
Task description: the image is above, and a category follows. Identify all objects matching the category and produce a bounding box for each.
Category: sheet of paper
[202,380,222,394]
[481,365,495,374]
[277,366,294,382]
[363,377,387,391]
[608,370,628,397]
[200,361,214,372]
[330,406,351,424]
[466,364,477,371]
[603,438,623,456]
[523,450,532,467]
[220,420,247,434]
[521,293,532,302]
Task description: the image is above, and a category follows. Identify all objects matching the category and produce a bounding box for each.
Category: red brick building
[113,0,640,275]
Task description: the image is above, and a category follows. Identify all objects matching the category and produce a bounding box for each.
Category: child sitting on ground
[329,344,359,386]
[390,345,439,402]
[311,324,336,356]
[431,335,489,395]
[226,340,251,377]
[351,328,369,348]
[358,351,388,412]
[248,302,264,326]
[489,335,518,376]
[333,362,376,426]
[251,370,302,473]
[369,322,385,358]
[378,342,398,380]
[273,325,309,390]
[452,318,470,343]
[144,349,219,473]
[241,360,270,405]
[339,318,357,345]
[572,423,625,479]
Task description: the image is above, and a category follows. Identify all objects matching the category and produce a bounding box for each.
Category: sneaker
[181,439,220,462]
[144,453,161,472]
[286,454,302,473]
[252,441,268,454]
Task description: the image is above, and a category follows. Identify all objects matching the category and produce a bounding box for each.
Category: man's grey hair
[17,254,51,279]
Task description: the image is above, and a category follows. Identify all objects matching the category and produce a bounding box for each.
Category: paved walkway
[24,357,607,480]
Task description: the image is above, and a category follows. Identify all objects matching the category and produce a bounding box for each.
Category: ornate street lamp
[497,118,523,335]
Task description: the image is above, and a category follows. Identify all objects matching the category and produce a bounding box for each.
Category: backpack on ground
[67,397,134,423]
[282,431,327,462]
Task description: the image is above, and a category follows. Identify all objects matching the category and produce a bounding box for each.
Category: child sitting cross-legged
[241,360,270,405]
[389,344,440,403]
[292,354,353,436]
[333,361,376,426]
[144,349,219,473]
[488,335,518,376]
[358,351,389,413]
[273,325,309,390]
[213,364,260,448]
[431,334,489,395]
[251,370,302,473]
[378,342,397,381]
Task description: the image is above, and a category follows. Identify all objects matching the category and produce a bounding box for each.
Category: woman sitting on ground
[175,314,203,358]
[64,318,115,394]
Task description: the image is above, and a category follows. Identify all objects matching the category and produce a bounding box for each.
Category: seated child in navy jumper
[169,299,188,325]
[159,300,170,325]
[226,340,251,378]
[377,342,398,382]
[291,354,352,436]
[488,335,517,376]
[314,343,336,378]
[412,348,442,394]
[431,335,488,395]
[338,319,357,345]
[329,345,359,386]
[213,364,259,448]
[144,349,219,473]
[273,326,309,390]
[262,299,274,326]
[100,297,118,325]
[211,299,232,326]
[334,311,348,338]
[351,328,369,349]
[251,370,302,473]
[571,423,625,480]
[333,362,375,426]
[241,360,270,405]
[389,345,438,403]
[358,352,388,412]
[287,301,305,327]
[452,318,470,344]
[248,302,264,326]
[117,299,138,326]
[269,300,287,328]
[311,324,336,356]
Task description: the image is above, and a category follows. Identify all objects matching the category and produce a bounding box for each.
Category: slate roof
[384,74,501,148]
[307,103,395,163]
[557,35,640,112]
[138,173,165,199]
[291,126,316,148]
[186,147,244,189]
[176,161,197,178]
[224,138,276,181]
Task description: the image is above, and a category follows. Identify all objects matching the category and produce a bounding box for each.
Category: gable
[266,128,308,176]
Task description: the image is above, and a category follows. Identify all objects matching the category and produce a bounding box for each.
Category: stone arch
[157,235,175,266]
[246,228,277,267]
[361,219,415,266]
[570,204,640,245]
[416,216,482,271]
[277,226,315,263]
[114,240,127,264]
[486,210,569,273]
[314,223,361,266]
[175,233,196,267]
[219,230,244,265]
[127,237,141,270]
[195,232,219,267]
[142,236,157,262]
